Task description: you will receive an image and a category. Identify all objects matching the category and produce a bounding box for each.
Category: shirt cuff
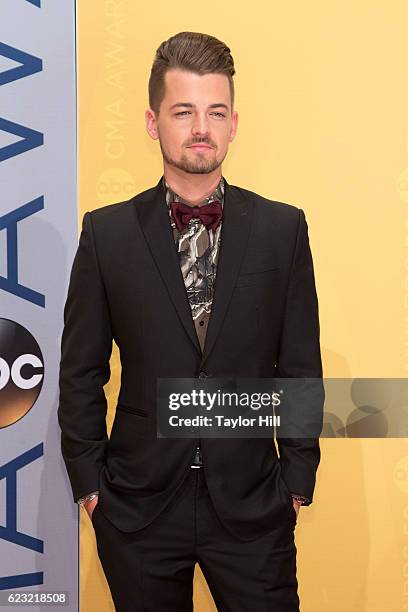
[290,493,310,505]
[76,490,100,505]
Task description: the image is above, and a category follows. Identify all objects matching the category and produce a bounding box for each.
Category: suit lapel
[136,176,254,364]
[137,177,202,354]
[200,178,254,365]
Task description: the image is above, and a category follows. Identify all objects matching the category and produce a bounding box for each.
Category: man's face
[146,68,238,174]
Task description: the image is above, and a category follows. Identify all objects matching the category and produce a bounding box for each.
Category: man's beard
[159,138,224,174]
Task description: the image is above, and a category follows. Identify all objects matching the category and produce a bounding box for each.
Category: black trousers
[91,466,300,611]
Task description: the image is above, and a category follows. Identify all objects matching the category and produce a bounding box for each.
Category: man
[58,31,323,611]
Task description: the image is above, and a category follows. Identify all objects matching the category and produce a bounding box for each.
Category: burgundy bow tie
[169,200,223,232]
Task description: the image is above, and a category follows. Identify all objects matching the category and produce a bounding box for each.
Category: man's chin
[183,166,217,175]
[165,157,221,175]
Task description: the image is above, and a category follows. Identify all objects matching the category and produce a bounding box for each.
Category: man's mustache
[186,140,216,148]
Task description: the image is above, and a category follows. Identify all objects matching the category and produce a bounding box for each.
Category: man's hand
[84,495,99,519]
[293,499,301,518]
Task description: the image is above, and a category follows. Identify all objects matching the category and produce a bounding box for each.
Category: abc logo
[0,318,44,428]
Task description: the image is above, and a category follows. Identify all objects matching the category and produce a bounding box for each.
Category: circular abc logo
[0,318,44,428]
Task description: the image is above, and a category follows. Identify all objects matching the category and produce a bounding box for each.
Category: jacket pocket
[116,402,148,417]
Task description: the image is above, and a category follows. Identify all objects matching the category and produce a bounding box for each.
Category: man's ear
[145,108,159,140]
[229,110,239,142]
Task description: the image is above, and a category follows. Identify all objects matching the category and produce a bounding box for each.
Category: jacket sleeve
[275,208,324,505]
[58,211,113,503]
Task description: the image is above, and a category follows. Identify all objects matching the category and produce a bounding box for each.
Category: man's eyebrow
[169,103,193,110]
[169,102,229,111]
[209,103,229,111]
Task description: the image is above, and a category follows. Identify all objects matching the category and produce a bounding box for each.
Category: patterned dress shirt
[164,176,224,353]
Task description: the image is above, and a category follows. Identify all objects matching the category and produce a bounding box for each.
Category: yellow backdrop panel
[77,1,408,610]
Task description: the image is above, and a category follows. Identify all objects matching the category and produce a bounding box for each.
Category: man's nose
[191,113,210,138]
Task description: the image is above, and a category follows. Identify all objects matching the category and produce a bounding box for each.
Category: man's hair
[148,31,236,114]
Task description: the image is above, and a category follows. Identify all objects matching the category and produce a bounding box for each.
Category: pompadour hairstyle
[148,31,235,114]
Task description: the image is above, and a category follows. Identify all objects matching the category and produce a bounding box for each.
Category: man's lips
[187,144,213,150]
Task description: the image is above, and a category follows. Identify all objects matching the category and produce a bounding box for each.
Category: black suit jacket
[58,175,324,542]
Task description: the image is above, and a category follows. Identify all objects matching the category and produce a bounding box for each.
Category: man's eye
[174,111,225,118]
